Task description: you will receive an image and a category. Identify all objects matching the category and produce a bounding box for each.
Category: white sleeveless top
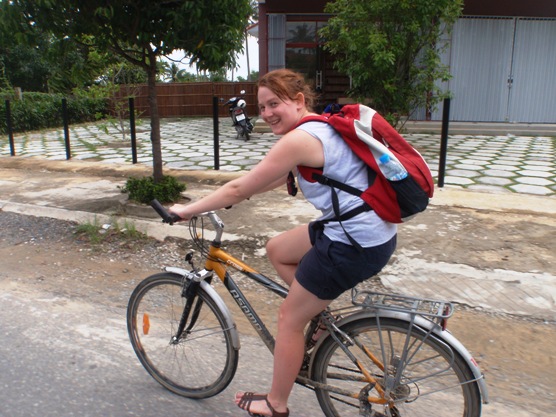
[296,121,397,247]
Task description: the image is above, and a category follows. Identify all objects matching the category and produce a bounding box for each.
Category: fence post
[438,98,451,188]
[129,97,138,164]
[5,100,15,156]
[212,96,220,170]
[62,98,71,160]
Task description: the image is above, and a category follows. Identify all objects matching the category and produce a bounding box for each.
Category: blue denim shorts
[295,223,396,300]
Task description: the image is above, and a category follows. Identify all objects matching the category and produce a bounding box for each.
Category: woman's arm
[169,129,323,220]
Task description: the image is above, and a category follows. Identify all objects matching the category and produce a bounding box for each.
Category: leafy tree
[45,37,111,93]
[4,0,251,181]
[1,44,47,91]
[203,69,228,82]
[0,5,112,94]
[99,60,147,86]
[90,60,147,142]
[172,71,201,83]
[321,0,463,124]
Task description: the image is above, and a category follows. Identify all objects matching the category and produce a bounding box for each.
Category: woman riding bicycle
[169,69,397,417]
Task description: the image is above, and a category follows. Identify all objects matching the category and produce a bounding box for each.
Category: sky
[166,34,259,81]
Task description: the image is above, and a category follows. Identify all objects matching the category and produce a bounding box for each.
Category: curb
[0,155,243,184]
[430,186,556,215]
[0,200,189,241]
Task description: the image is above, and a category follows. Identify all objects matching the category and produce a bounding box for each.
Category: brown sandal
[236,392,289,417]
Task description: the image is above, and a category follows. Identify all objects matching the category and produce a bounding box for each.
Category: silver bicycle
[127,202,489,416]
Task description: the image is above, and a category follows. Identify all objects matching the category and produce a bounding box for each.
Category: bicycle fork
[170,268,212,345]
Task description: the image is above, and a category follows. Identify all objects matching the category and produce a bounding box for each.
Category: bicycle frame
[204,243,288,354]
[177,239,389,403]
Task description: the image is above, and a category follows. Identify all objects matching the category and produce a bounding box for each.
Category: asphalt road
[0,213,324,417]
[1,211,552,417]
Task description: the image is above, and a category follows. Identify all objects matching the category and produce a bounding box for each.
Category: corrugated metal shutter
[508,18,556,123]
[446,17,515,122]
[429,17,556,123]
[268,14,286,71]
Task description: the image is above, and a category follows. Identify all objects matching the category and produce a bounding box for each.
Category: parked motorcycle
[223,90,253,141]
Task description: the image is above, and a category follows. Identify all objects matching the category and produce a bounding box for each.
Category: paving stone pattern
[2,117,555,196]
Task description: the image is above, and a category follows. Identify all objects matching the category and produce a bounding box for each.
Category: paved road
[1,206,552,417]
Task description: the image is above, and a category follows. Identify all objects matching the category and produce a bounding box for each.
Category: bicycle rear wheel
[127,272,238,398]
[311,317,481,417]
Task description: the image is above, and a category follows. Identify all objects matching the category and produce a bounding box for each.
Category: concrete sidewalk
[1,117,555,196]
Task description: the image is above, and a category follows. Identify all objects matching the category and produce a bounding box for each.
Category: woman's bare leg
[267,280,332,411]
[235,225,329,415]
[266,224,312,286]
[236,281,331,415]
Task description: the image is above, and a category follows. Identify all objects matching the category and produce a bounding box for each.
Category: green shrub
[0,91,108,134]
[66,95,109,124]
[120,176,186,204]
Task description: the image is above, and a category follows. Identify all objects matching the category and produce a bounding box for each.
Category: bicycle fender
[320,310,489,404]
[165,267,241,350]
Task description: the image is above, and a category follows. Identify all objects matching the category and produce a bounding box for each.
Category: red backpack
[294,104,434,225]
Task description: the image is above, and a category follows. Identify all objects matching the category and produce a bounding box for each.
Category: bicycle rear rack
[351,289,454,326]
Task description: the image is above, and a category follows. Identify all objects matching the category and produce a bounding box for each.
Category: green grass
[74,217,147,245]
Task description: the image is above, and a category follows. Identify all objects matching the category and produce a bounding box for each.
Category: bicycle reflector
[143,313,151,335]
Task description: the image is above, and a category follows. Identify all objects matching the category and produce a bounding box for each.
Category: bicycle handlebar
[150,200,226,243]
[150,199,182,225]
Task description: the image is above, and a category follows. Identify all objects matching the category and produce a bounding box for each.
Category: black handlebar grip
[150,199,182,225]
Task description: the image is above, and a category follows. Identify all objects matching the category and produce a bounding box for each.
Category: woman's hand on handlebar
[149,199,183,225]
[168,203,192,222]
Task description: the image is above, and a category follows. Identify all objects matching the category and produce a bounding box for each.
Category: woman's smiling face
[257,86,303,135]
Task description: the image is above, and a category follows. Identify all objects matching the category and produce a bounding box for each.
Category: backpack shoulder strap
[295,114,329,182]
[295,114,330,127]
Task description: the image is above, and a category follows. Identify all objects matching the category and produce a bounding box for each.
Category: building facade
[256,0,556,123]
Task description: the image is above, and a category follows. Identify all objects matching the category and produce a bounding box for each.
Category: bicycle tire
[127,272,239,398]
[311,317,481,417]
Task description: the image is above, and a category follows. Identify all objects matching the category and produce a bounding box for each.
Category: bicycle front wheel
[311,317,481,417]
[127,273,239,398]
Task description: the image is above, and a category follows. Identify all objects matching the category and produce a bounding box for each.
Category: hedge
[0,91,109,134]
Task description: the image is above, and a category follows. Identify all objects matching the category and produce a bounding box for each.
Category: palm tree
[158,60,190,82]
